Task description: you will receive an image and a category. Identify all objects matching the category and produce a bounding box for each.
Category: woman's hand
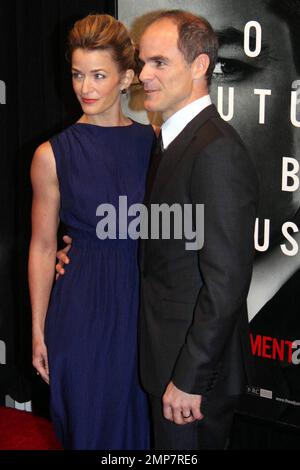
[32,337,50,384]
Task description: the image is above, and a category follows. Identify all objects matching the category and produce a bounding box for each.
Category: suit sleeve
[172,137,259,394]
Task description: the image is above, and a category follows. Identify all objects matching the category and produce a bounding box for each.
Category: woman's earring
[121,89,127,95]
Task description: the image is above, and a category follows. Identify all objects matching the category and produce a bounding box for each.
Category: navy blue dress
[45,121,155,450]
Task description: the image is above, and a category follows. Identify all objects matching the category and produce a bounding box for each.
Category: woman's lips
[82,98,98,104]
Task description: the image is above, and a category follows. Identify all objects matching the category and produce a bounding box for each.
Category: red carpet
[0,407,62,450]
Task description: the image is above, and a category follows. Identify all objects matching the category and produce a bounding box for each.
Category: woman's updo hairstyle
[68,14,136,73]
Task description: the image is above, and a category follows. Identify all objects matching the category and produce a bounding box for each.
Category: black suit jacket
[139,104,259,398]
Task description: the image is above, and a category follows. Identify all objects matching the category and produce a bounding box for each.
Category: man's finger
[63,235,72,244]
[56,262,65,272]
[61,253,69,264]
[163,404,173,421]
[191,403,204,421]
[55,263,65,275]
[57,252,69,264]
[172,408,184,425]
[181,409,195,424]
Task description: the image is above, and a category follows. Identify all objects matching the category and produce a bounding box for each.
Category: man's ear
[120,69,135,92]
[191,53,210,80]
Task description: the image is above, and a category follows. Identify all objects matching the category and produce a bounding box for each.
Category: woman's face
[71,48,126,121]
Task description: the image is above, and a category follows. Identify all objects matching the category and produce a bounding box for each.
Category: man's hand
[55,235,72,279]
[162,381,204,425]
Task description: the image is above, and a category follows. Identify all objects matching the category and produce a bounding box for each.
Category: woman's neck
[79,110,132,127]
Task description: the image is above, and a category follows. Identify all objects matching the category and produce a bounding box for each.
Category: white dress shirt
[161,95,212,150]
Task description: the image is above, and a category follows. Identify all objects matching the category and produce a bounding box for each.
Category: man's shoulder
[194,106,243,144]
[189,108,247,159]
[189,110,258,178]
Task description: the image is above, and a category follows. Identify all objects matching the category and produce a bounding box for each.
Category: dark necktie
[144,131,164,205]
[156,130,164,154]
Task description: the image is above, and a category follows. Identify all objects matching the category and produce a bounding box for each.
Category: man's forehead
[142,18,178,39]
[139,20,179,53]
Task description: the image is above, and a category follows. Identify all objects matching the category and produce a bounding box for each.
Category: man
[136,9,258,450]
[119,0,300,427]
[57,10,258,449]
[121,0,300,317]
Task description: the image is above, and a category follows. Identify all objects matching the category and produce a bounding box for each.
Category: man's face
[139,19,196,121]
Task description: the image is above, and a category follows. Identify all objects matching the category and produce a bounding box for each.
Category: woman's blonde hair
[68,14,136,72]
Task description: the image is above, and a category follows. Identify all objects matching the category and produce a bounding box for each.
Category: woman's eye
[72,72,83,80]
[212,58,257,82]
[95,73,105,79]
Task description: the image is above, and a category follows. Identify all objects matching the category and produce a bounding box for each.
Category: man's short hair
[146,10,219,86]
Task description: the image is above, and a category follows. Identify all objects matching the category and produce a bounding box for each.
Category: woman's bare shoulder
[34,141,54,159]
[31,141,56,181]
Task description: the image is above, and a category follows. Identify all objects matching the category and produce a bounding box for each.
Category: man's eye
[155,60,165,68]
[212,58,256,82]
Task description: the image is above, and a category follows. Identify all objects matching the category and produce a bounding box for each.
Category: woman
[29,14,155,450]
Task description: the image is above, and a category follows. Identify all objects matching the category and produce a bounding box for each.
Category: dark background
[0,0,116,414]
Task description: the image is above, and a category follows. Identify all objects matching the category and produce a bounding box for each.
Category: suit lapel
[148,104,219,202]
[140,104,219,269]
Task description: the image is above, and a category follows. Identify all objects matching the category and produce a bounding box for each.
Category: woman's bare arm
[28,141,60,383]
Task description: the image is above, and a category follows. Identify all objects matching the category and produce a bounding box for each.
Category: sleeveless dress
[44,121,155,450]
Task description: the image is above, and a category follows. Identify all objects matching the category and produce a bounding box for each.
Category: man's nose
[139,64,151,83]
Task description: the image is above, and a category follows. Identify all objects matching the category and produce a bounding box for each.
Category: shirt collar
[161,95,212,150]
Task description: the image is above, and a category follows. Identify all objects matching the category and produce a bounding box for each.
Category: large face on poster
[119,0,300,425]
